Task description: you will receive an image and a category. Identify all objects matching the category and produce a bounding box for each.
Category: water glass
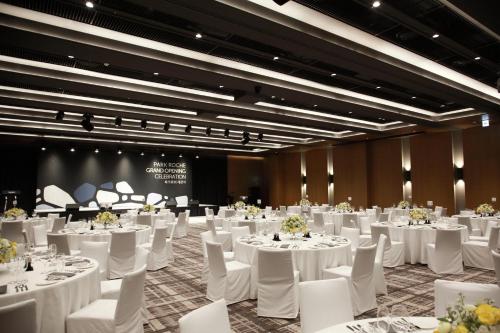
[391,304,409,333]
[376,304,392,332]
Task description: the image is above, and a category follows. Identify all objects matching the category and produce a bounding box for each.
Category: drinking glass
[391,304,409,333]
[376,304,392,333]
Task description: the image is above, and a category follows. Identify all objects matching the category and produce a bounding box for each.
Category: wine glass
[391,304,409,333]
[376,304,392,332]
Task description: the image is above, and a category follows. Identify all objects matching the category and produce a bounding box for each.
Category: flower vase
[104,222,108,230]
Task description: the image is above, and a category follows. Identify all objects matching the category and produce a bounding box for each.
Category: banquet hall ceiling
[0,0,498,154]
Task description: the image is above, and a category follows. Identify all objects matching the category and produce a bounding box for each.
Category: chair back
[378,212,389,222]
[0,299,37,333]
[206,217,217,236]
[185,210,190,222]
[47,233,71,255]
[441,208,447,217]
[488,226,500,250]
[351,244,377,282]
[1,221,24,243]
[358,216,372,234]
[178,299,232,333]
[299,279,353,333]
[435,229,461,254]
[484,221,498,239]
[136,215,152,227]
[340,227,360,250]
[177,212,187,227]
[200,231,215,258]
[370,224,392,250]
[457,216,474,233]
[110,231,136,259]
[115,265,147,326]
[168,222,176,240]
[152,227,168,252]
[205,241,227,278]
[342,214,358,228]
[231,226,250,248]
[258,248,294,285]
[51,217,66,233]
[32,224,47,246]
[313,213,325,230]
[67,213,73,223]
[374,234,387,265]
[80,241,108,276]
[237,221,257,234]
[492,250,500,288]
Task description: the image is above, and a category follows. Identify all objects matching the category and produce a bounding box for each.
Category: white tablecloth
[0,258,100,333]
[234,233,352,298]
[60,225,151,250]
[316,317,438,333]
[321,212,366,234]
[380,222,468,264]
[223,217,282,234]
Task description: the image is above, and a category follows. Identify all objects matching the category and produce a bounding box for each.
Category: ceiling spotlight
[195,33,202,39]
[348,111,353,114]
[273,56,279,61]
[185,124,192,133]
[85,1,94,8]
[372,1,381,8]
[55,111,64,121]
[411,96,416,99]
[114,116,122,127]
[117,149,122,155]
[271,95,276,99]
[474,56,481,60]
[281,97,285,101]
[432,33,440,39]
[67,55,75,59]
[219,85,224,88]
[330,73,337,77]
[376,86,381,89]
[257,133,264,142]
[179,153,183,158]
[140,119,147,129]
[161,153,165,157]
[313,104,318,107]
[41,146,46,151]
[70,147,75,152]
[153,72,159,76]
[94,148,99,154]
[81,113,94,132]
[195,154,200,159]
[163,122,170,132]
[224,129,230,137]
[140,152,144,156]
[205,127,212,136]
[103,62,109,67]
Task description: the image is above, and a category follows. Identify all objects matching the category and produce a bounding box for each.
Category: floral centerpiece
[0,238,17,264]
[3,207,25,219]
[234,201,245,210]
[476,203,495,217]
[409,208,428,224]
[335,202,353,213]
[143,204,155,213]
[245,205,261,218]
[398,200,411,209]
[434,294,500,333]
[94,211,118,229]
[299,199,311,207]
[281,214,307,236]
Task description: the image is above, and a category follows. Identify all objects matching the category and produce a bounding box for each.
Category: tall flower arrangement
[409,208,428,222]
[398,200,411,209]
[299,199,311,207]
[143,204,155,213]
[234,201,245,210]
[476,204,495,216]
[335,202,353,213]
[0,238,17,264]
[280,214,307,234]
[245,205,261,218]
[94,211,118,228]
[3,207,25,219]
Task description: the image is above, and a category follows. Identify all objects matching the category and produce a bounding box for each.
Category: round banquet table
[222,216,283,234]
[315,317,438,333]
[234,233,352,298]
[0,257,100,333]
[378,222,468,264]
[59,225,151,250]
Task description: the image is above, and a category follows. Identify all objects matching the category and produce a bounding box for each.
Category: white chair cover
[469,220,498,242]
[109,231,136,279]
[32,224,47,247]
[374,234,388,295]
[434,279,500,317]
[257,249,299,318]
[205,241,250,304]
[80,241,109,280]
[47,233,71,255]
[427,229,463,274]
[342,214,358,229]
[312,212,334,234]
[492,250,500,288]
[174,212,188,238]
[231,226,250,249]
[358,216,372,235]
[0,298,37,333]
[1,220,25,243]
[323,244,377,316]
[463,226,500,270]
[136,215,152,227]
[178,299,231,333]
[457,216,481,236]
[371,224,405,267]
[200,231,234,283]
[378,213,389,222]
[340,227,360,253]
[299,278,353,333]
[51,217,66,233]
[142,227,169,271]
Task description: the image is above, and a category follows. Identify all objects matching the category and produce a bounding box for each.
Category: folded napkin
[65,259,90,266]
[49,271,76,277]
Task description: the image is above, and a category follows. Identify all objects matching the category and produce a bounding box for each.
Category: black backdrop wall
[192,155,228,206]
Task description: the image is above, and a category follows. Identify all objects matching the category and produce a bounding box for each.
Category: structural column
[401,137,412,202]
[327,147,334,205]
[451,130,466,213]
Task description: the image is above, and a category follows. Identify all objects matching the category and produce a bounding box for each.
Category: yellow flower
[437,321,452,333]
[476,304,497,326]
[494,307,500,324]
[453,324,468,333]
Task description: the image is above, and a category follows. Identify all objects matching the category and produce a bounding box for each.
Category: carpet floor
[143,225,495,333]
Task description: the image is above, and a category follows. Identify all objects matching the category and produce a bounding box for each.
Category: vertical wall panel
[305,148,328,204]
[227,156,267,205]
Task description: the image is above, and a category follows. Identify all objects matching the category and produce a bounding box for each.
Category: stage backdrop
[36,150,192,209]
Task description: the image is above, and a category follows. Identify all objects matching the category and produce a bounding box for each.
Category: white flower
[335,202,352,213]
[437,322,451,333]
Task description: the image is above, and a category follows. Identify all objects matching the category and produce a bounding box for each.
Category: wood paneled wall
[227,155,268,204]
[265,152,301,207]
[332,142,368,208]
[305,149,328,204]
[367,138,403,208]
[410,132,455,212]
[463,124,500,209]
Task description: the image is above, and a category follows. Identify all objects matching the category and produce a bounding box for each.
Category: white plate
[36,280,58,286]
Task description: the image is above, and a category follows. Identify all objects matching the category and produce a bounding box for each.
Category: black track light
[185,124,192,133]
[273,0,290,5]
[55,111,64,121]
[257,133,263,142]
[241,131,250,145]
[224,129,230,138]
[114,116,122,127]
[205,127,211,136]
[81,113,94,132]
[140,119,147,129]
[163,122,170,132]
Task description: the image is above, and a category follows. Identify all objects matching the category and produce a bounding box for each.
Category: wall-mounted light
[302,175,307,184]
[403,170,412,183]
[328,173,334,184]
[454,167,464,183]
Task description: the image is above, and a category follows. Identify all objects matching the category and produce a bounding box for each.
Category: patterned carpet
[143,225,495,333]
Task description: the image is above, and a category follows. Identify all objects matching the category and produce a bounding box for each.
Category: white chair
[0,298,37,333]
[340,227,360,255]
[359,216,373,247]
[108,231,136,279]
[378,213,389,222]
[470,220,498,242]
[185,210,191,223]
[206,218,232,251]
[231,226,250,249]
[174,212,188,238]
[492,250,500,288]
[200,231,234,283]
[257,249,299,318]
[342,214,358,229]
[371,225,405,267]
[66,265,146,333]
[206,217,222,233]
[178,299,231,333]
[299,278,353,333]
[312,213,334,234]
[323,244,378,316]
[457,216,481,236]
[374,234,388,295]
[165,223,176,262]
[139,227,169,271]
[101,257,148,299]
[426,229,463,274]
[463,226,500,270]
[1,221,25,243]
[47,233,79,255]
[205,241,250,304]
[51,217,66,233]
[136,215,152,227]
[32,224,48,247]
[80,241,108,280]
[434,279,500,317]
